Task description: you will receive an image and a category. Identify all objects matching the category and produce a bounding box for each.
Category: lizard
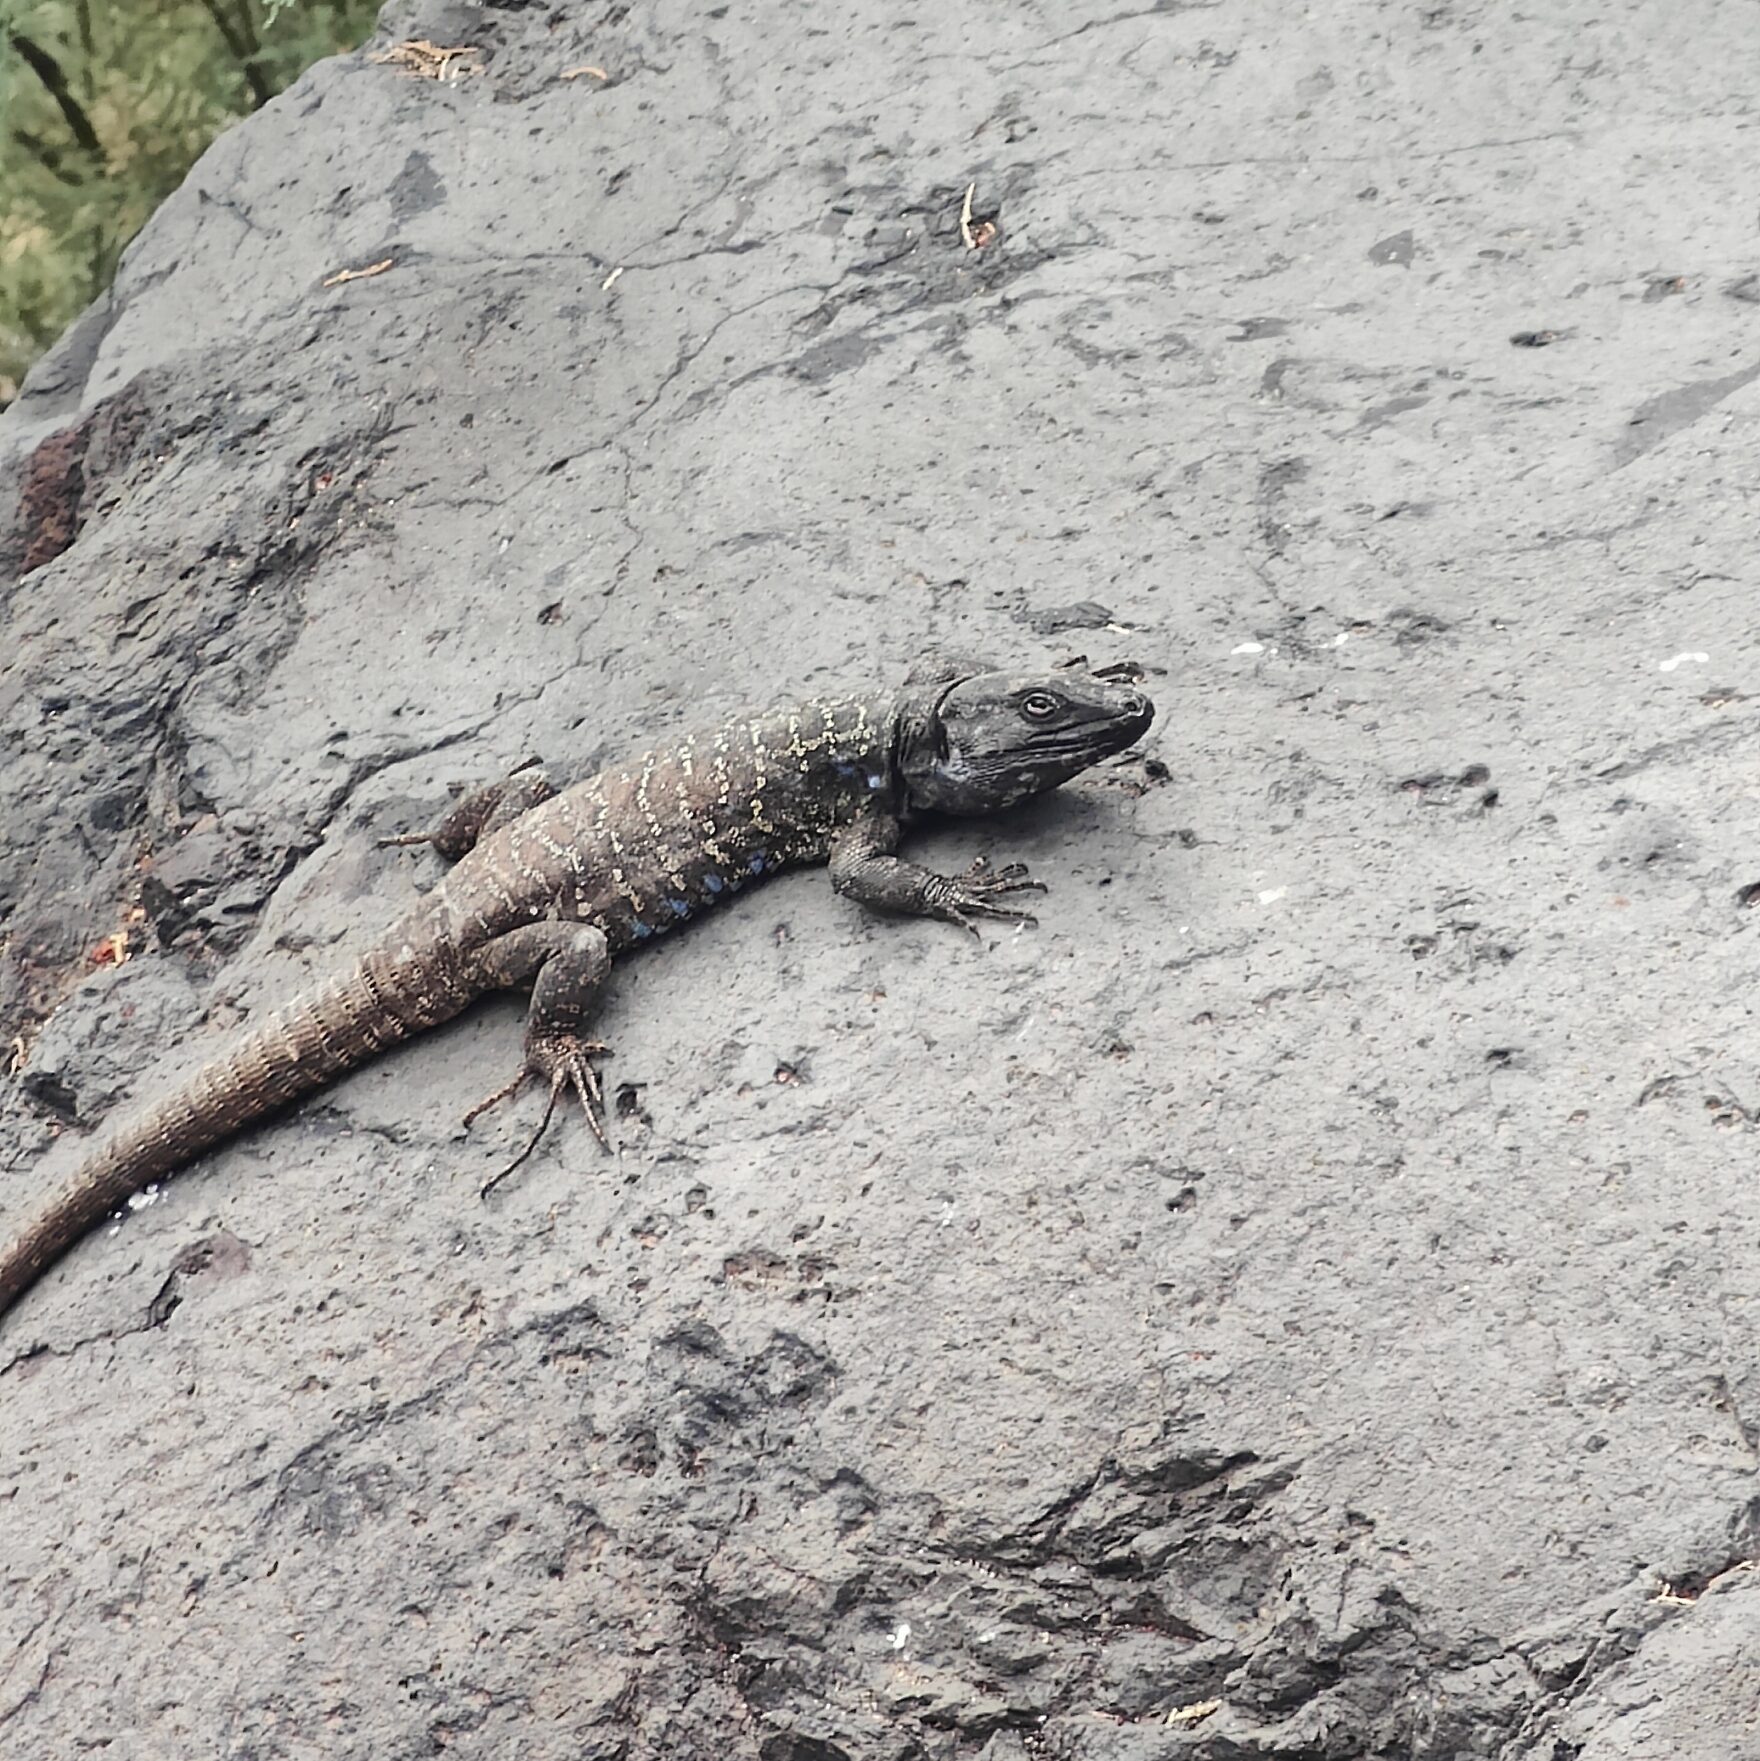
[0,658,1155,1321]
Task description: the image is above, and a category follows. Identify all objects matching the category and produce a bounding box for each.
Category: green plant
[0,0,379,405]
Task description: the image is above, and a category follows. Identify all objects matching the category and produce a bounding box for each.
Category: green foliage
[0,0,380,404]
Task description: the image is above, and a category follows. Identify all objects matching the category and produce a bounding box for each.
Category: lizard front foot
[931,857,1048,937]
[466,1032,613,1196]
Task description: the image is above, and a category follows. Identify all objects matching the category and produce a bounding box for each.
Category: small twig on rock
[370,40,481,81]
[1167,1699,1221,1726]
[561,64,609,81]
[322,258,395,288]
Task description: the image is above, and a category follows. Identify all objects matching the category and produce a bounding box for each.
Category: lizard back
[441,694,901,954]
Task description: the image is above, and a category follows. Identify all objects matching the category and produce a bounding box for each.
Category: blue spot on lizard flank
[749,850,767,875]
[632,920,654,940]
[703,872,724,895]
[666,898,691,918]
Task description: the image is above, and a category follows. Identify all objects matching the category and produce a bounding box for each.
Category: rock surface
[3,1,1759,1755]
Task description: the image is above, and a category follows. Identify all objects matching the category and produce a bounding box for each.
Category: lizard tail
[0,932,474,1319]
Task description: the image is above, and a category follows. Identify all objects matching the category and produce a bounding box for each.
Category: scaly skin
[0,663,1154,1320]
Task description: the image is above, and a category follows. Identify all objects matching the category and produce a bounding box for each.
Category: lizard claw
[936,856,1048,935]
[468,1033,612,1197]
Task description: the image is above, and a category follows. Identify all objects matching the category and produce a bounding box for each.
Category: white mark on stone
[891,1623,911,1650]
[1657,652,1710,672]
[1257,886,1288,905]
[1231,641,1265,656]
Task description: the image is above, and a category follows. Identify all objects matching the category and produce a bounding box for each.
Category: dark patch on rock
[1367,229,1414,267]
[1615,359,1760,466]
[145,1228,254,1326]
[1256,455,1310,554]
[388,150,447,221]
[1357,392,1430,429]
[140,819,285,952]
[1022,600,1114,634]
[1643,273,1688,302]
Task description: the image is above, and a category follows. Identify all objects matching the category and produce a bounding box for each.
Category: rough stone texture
[3,1,1759,1755]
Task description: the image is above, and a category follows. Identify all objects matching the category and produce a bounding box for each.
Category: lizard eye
[1021,691,1062,722]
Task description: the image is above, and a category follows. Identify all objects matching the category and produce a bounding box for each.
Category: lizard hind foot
[469,1033,613,1199]
[535,1031,613,1155]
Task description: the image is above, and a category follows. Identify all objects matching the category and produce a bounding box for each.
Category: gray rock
[3,0,1759,1756]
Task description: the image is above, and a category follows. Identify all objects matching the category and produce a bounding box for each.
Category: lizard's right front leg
[829,813,1046,936]
[463,920,613,1191]
[382,763,557,861]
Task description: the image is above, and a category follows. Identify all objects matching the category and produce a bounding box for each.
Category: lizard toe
[473,1034,613,1196]
[529,1032,613,1155]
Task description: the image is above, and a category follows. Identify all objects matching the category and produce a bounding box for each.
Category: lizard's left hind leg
[383,763,557,861]
[464,920,613,1192]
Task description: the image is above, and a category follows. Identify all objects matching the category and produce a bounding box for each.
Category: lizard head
[899,665,1155,816]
